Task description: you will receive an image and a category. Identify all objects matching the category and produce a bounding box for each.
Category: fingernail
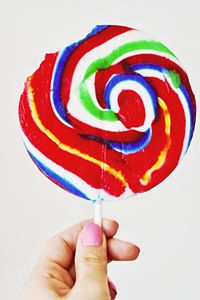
[82,223,102,246]
[108,279,117,296]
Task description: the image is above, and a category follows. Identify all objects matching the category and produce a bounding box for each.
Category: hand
[22,219,140,300]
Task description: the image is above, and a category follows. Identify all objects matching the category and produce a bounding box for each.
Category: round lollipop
[18,25,196,224]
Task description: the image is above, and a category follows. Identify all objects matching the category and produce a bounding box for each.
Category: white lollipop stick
[94,198,103,227]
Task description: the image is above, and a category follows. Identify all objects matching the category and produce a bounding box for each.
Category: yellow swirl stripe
[140,97,171,185]
[27,77,128,188]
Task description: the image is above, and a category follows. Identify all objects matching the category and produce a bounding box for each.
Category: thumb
[74,222,110,299]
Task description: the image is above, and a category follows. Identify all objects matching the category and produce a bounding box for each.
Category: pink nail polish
[82,223,102,246]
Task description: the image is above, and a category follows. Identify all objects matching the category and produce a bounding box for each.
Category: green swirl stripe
[78,40,177,121]
[79,84,118,121]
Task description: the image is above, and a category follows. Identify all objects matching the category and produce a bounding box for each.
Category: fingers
[35,218,140,283]
[37,218,118,270]
[74,223,110,299]
[107,238,140,261]
[68,237,140,281]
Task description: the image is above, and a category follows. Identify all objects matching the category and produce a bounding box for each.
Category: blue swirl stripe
[51,25,109,124]
[108,128,152,153]
[131,63,195,153]
[104,73,157,113]
[28,151,90,200]
[83,128,152,154]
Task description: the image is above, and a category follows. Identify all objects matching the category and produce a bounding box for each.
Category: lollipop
[18,25,196,223]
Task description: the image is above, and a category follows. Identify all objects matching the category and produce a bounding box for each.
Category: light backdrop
[1,0,200,299]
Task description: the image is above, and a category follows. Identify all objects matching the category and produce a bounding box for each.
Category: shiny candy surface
[19,25,196,201]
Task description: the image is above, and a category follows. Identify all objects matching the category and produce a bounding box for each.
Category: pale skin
[22,218,140,300]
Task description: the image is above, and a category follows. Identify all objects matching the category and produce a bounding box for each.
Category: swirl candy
[18,25,196,202]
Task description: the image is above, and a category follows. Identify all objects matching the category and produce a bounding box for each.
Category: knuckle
[79,253,106,266]
[82,255,105,265]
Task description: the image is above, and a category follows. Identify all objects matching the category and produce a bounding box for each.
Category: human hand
[22,219,140,300]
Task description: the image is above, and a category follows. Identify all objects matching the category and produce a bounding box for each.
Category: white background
[1,0,200,299]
